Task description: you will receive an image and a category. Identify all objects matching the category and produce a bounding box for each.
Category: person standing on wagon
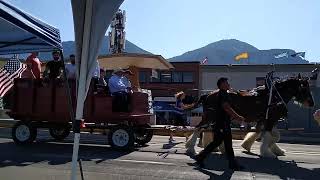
[43,51,64,79]
[108,68,133,112]
[22,52,41,79]
[65,54,76,79]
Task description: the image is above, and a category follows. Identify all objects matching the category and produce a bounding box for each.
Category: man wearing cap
[108,68,133,112]
[44,51,64,79]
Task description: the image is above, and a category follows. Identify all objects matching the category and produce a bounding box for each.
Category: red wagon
[7,78,154,150]
[7,54,173,150]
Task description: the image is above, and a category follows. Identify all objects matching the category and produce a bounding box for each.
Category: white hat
[113,67,134,75]
[113,68,126,74]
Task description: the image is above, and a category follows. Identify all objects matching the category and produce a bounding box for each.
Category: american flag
[201,57,208,65]
[0,56,26,97]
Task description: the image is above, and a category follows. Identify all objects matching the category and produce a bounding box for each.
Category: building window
[150,71,194,83]
[139,71,148,83]
[151,70,160,82]
[172,72,183,83]
[183,72,193,82]
[256,77,265,87]
[161,72,172,83]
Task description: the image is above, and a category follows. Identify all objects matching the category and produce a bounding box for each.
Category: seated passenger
[108,68,134,112]
[93,68,108,93]
[98,68,107,86]
[43,51,64,80]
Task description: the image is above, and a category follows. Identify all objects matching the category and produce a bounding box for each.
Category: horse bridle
[265,71,288,120]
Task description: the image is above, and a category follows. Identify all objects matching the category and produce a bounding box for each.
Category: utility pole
[108,9,126,54]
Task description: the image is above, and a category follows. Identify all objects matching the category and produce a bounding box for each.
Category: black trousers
[112,91,131,112]
[198,126,236,164]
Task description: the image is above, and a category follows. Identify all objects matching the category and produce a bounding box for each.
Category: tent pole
[71,0,94,179]
[60,50,75,126]
[60,51,80,180]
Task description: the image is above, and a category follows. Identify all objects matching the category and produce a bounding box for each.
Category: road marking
[237,149,320,156]
[113,159,175,165]
[32,153,176,165]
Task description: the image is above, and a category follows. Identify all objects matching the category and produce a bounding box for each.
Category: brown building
[139,61,200,99]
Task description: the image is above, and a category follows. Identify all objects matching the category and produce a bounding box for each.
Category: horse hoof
[274,149,286,156]
[270,144,286,156]
[261,150,277,158]
[186,148,197,156]
[212,148,219,152]
[241,143,251,152]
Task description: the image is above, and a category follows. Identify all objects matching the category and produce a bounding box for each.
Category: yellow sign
[234,52,249,61]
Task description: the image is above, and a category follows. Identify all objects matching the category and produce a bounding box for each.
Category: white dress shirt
[65,63,76,79]
[108,74,132,94]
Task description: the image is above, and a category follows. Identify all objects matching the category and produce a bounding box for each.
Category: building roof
[98,53,174,70]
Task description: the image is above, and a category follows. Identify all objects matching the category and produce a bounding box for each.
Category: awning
[0,0,62,54]
[98,53,174,70]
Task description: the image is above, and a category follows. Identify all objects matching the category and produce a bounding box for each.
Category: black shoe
[229,162,244,171]
[194,155,205,168]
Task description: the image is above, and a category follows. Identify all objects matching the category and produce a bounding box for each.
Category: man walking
[195,77,245,170]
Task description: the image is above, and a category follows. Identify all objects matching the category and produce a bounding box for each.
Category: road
[0,129,320,180]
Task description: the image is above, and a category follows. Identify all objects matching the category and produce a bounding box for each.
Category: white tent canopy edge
[70,0,124,180]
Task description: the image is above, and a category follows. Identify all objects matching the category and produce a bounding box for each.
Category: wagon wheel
[108,125,135,150]
[49,125,71,141]
[134,124,153,145]
[12,121,37,145]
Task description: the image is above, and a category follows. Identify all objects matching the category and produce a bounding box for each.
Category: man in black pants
[195,77,245,170]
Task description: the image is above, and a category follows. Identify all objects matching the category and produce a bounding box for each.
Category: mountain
[169,39,309,64]
[38,36,150,60]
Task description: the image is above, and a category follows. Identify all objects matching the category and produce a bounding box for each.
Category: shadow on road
[189,153,320,180]
[0,140,130,167]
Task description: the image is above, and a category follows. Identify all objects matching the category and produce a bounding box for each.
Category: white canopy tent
[70,0,124,179]
[0,0,62,54]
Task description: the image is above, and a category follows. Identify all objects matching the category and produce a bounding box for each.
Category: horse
[239,74,315,158]
[186,73,315,158]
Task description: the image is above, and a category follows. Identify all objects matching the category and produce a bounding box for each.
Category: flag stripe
[0,57,26,97]
[0,66,25,97]
[0,68,23,97]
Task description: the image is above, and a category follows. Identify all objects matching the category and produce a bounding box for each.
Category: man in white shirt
[108,68,133,112]
[108,68,133,94]
[65,54,76,79]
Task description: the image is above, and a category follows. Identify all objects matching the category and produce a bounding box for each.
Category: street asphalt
[0,128,320,180]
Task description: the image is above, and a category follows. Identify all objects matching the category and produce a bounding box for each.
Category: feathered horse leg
[185,128,201,155]
[270,126,286,156]
[241,123,262,152]
[260,131,277,158]
[241,131,261,152]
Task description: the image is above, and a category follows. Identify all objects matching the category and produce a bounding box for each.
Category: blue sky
[7,0,320,61]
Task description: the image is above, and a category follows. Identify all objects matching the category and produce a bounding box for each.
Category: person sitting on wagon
[43,51,64,80]
[108,68,134,112]
[93,68,108,93]
[98,68,107,86]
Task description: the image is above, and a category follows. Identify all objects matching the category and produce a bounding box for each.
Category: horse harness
[265,71,288,121]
